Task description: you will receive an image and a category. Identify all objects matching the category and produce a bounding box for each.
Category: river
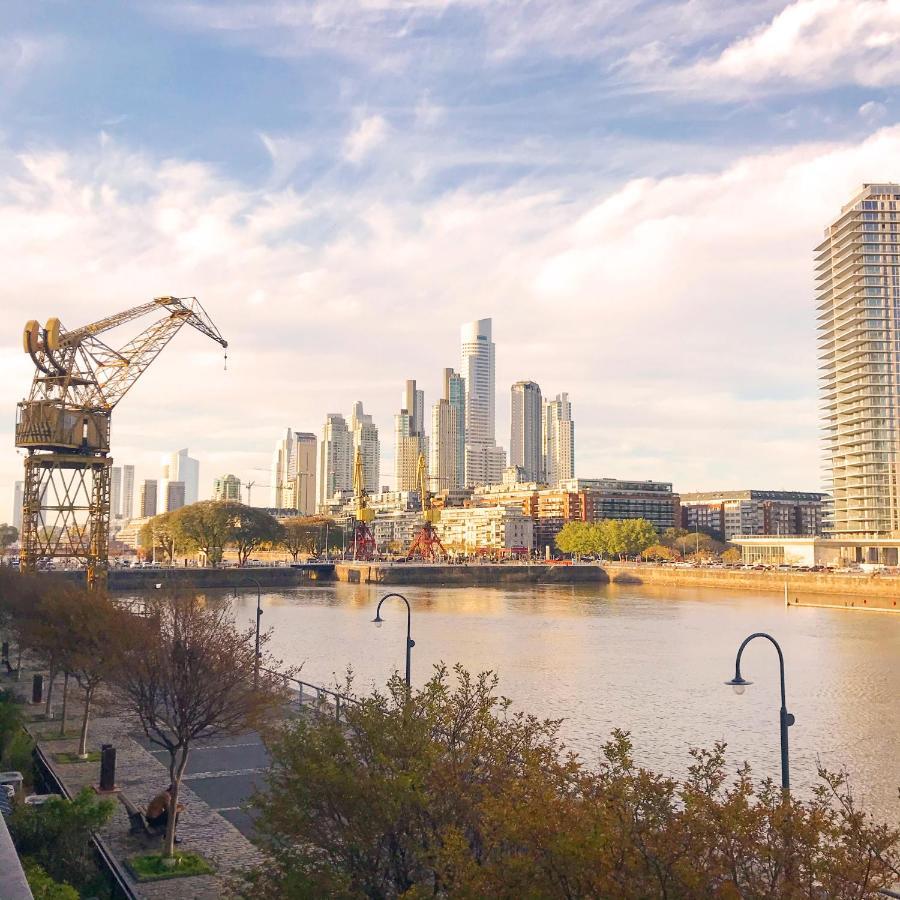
[224,581,899,824]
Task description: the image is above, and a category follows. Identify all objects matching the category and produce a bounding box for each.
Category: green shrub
[0,688,24,757]
[2,730,35,779]
[10,787,115,889]
[22,859,79,900]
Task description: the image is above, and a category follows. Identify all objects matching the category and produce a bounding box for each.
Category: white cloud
[2,127,900,518]
[685,0,900,92]
[859,99,888,124]
[342,114,389,163]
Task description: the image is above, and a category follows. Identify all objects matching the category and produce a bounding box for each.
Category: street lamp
[235,578,263,689]
[724,631,795,791]
[372,592,415,689]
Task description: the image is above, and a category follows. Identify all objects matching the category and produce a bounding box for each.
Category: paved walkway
[11,670,263,898]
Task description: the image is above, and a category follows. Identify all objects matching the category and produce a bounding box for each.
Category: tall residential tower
[543,392,575,486]
[510,381,543,482]
[817,183,900,535]
[461,318,505,486]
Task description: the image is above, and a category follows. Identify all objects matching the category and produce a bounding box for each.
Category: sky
[3,0,900,518]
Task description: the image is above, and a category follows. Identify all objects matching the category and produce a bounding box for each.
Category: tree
[619,518,658,557]
[242,666,900,899]
[229,505,282,566]
[0,523,17,551]
[280,517,324,562]
[138,512,183,565]
[171,501,237,567]
[114,591,292,858]
[596,519,626,558]
[721,547,742,565]
[642,543,676,562]
[555,521,594,557]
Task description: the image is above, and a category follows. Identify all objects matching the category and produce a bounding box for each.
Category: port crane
[406,453,446,561]
[16,296,228,589]
[349,448,376,560]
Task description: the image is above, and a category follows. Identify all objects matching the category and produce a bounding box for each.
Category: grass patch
[33,730,79,742]
[53,751,102,764]
[126,852,215,882]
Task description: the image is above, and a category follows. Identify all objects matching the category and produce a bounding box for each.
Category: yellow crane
[16,296,227,588]
[406,452,446,560]
[350,447,376,560]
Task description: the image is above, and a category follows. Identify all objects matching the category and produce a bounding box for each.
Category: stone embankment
[334,562,609,585]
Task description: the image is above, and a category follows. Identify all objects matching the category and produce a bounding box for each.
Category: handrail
[259,667,359,724]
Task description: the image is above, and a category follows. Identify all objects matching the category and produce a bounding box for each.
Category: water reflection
[213,581,898,823]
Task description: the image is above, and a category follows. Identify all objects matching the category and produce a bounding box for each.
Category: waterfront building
[139,480,158,518]
[114,516,150,550]
[437,505,534,553]
[122,465,135,520]
[214,474,242,503]
[351,402,380,495]
[163,449,199,505]
[818,183,900,536]
[373,510,424,552]
[461,318,504,486]
[558,478,678,532]
[511,381,543,482]
[12,481,23,533]
[680,490,825,540]
[110,467,122,520]
[164,481,186,512]
[543,393,575,485]
[319,414,352,509]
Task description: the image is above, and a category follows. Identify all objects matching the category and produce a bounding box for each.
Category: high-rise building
[165,481,186,512]
[163,449,199,505]
[139,480,158,518]
[430,398,460,492]
[395,408,427,491]
[510,381,543,482]
[403,380,425,438]
[319,414,352,505]
[292,433,317,515]
[122,465,135,520]
[214,474,242,502]
[461,318,505,486]
[351,402,380,495]
[271,430,294,508]
[543,392,575,485]
[110,466,122,519]
[12,481,23,532]
[445,368,465,487]
[817,183,900,536]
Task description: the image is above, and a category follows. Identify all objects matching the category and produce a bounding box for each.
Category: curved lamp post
[372,592,415,689]
[725,631,795,791]
[234,578,263,689]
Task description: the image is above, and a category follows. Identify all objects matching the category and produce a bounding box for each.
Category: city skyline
[5,2,900,518]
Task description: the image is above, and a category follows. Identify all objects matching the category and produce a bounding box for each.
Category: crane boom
[16,295,228,589]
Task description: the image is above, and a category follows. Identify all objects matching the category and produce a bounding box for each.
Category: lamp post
[234,578,263,689]
[724,632,795,791]
[372,592,415,689]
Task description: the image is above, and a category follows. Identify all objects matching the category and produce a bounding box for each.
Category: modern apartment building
[430,398,460,493]
[558,478,679,532]
[510,381,543,482]
[437,505,534,552]
[110,466,122,520]
[543,393,575,485]
[139,479,158,518]
[817,183,900,536]
[680,490,825,540]
[292,432,317,515]
[351,402,380,495]
[395,408,427,492]
[122,465,135,520]
[214,474,242,502]
[461,318,505,486]
[319,414,353,508]
[403,380,425,438]
[164,481,186,512]
[445,368,466,488]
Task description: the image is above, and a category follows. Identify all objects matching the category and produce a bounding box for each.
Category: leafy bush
[22,859,79,900]
[243,665,900,899]
[0,687,24,757]
[10,788,115,889]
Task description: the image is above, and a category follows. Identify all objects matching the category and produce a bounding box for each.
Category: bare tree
[115,591,291,858]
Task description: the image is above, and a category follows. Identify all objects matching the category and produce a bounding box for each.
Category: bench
[118,793,164,838]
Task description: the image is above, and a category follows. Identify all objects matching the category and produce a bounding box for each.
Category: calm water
[223,581,899,823]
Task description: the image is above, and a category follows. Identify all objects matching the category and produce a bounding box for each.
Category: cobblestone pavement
[10,668,263,899]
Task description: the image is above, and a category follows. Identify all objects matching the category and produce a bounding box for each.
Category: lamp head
[725,675,752,695]
[372,614,384,629]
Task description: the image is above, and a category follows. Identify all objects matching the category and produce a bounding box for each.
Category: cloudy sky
[3,0,900,516]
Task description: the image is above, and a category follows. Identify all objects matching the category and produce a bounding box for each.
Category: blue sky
[3,0,900,513]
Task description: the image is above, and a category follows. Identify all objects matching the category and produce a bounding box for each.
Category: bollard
[31,674,43,705]
[99,745,117,792]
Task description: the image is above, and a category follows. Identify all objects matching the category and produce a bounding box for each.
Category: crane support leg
[20,453,111,591]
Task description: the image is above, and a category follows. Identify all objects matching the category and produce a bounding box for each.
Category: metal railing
[260,667,359,724]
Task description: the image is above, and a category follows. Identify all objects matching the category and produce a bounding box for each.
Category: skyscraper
[214,474,242,502]
[292,433,317,515]
[431,368,465,491]
[543,392,575,486]
[271,430,294,508]
[12,481,23,533]
[445,368,465,488]
[510,381,543,482]
[817,183,900,535]
[139,480,158,518]
[110,466,122,519]
[395,408,427,491]
[165,481,186,512]
[403,380,425,438]
[163,449,199,505]
[461,318,505,486]
[351,402,380,494]
[319,414,352,505]
[122,465,135,520]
